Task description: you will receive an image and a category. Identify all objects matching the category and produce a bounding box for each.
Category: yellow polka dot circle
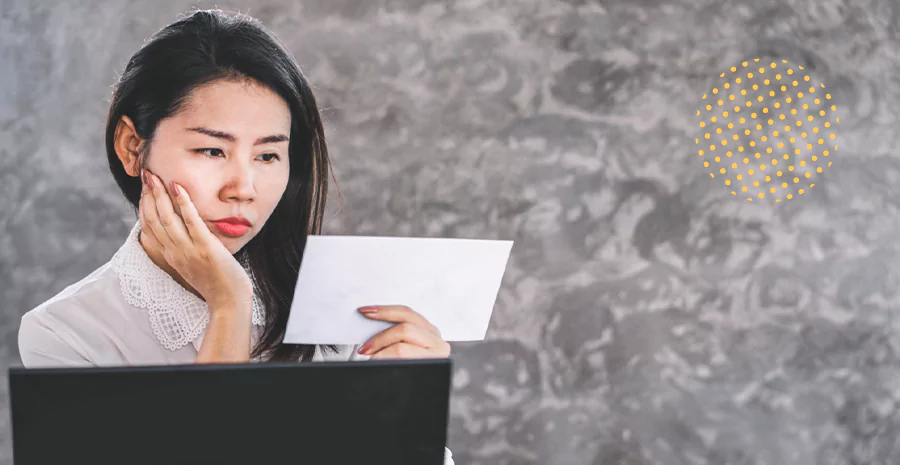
[694,58,840,202]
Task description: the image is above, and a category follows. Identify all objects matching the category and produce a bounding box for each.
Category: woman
[18,9,454,463]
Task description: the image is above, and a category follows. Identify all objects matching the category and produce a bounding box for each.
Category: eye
[196,148,224,158]
[259,153,281,162]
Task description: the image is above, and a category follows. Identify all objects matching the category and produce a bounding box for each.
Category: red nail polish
[358,343,371,355]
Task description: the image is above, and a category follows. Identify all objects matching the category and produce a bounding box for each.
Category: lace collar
[112,221,265,351]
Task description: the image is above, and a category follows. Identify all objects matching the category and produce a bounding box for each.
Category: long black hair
[105,9,339,361]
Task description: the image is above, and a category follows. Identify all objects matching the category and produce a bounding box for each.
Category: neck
[138,231,205,301]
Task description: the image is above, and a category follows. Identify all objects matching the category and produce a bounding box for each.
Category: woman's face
[143,79,292,254]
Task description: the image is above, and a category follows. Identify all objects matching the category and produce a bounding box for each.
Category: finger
[169,181,215,247]
[147,172,192,249]
[358,322,441,356]
[370,342,443,360]
[358,305,441,336]
[140,170,176,252]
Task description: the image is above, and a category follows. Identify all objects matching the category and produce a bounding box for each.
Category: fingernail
[358,342,371,355]
[171,181,180,197]
[358,306,378,314]
[140,169,146,185]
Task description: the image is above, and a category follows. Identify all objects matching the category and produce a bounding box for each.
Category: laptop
[9,358,452,465]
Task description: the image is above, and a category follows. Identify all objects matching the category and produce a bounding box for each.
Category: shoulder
[19,261,128,367]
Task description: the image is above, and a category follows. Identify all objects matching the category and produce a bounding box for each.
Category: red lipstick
[210,216,252,237]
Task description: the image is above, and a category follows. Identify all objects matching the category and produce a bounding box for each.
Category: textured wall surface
[2,0,899,464]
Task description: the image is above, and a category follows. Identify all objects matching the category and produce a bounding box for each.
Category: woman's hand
[139,169,254,311]
[356,305,451,359]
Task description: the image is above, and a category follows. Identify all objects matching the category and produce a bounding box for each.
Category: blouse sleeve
[18,311,92,367]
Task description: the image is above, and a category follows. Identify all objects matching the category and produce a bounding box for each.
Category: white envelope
[282,234,514,345]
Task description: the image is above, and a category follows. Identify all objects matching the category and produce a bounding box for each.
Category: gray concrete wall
[2,1,898,464]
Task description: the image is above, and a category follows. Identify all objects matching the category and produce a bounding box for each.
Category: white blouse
[18,220,454,464]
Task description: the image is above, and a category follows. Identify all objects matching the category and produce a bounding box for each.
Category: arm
[18,312,92,368]
[195,301,253,364]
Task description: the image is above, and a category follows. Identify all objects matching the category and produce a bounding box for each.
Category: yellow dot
[759,192,765,199]
[784,126,791,131]
[752,84,759,90]
[818,138,824,144]
[826,93,831,99]
[724,83,731,89]
[768,119,774,125]
[718,100,724,106]
[706,105,712,111]
[746,101,753,107]
[738,146,745,152]
[800,160,806,167]
[750,141,756,147]
[725,180,731,185]
[731,67,737,72]
[774,102,781,108]
[807,143,813,149]
[814,98,821,104]
[781,182,788,188]
[705,133,711,139]
[703,161,709,167]
[775,74,782,80]
[749,169,755,175]
[727,151,733,157]
[825,122,831,128]
[787,194,793,199]
[697,110,701,116]
[711,117,717,122]
[830,133,836,139]
[790,109,797,115]
[742,61,748,67]
[812,155,818,161]
[723,111,730,117]
[781,86,787,92]
[734,106,741,112]
[766,148,773,153]
[764,79,771,85]
[728,123,734,129]
[736,78,742,84]
[809,87,815,93]
[758,96,764,102]
[744,129,751,135]
[765,175,771,182]
[731,162,737,168]
[798,92,804,98]
[740,89,747,95]
[755,152,761,158]
[794,149,801,155]
[813,127,819,133]
[780,114,786,120]
[799,188,806,195]
[742,186,748,192]
[792,80,799,86]
[715,128,722,134]
[819,110,826,116]
[710,145,716,150]
[803,104,809,109]
[796,121,803,126]
[787,69,793,75]
[763,107,769,113]
[804,75,810,81]
[816,167,823,173]
[777,170,783,175]
[769,91,776,97]
[808,115,814,121]
[710,173,715,178]
[786,97,792,103]
[737,174,743,180]
[720,168,726,174]
[836,117,840,123]
[831,105,837,111]
[778,142,784,148]
[699,150,705,155]
[748,73,754,78]
[770,187,776,193]
[783,154,789,160]
[733,134,739,141]
[758,67,765,73]
[743,158,749,164]
[740,118,746,123]
[756,124,762,130]
[801,132,807,138]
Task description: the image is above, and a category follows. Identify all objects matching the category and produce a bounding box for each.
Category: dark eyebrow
[186,127,289,145]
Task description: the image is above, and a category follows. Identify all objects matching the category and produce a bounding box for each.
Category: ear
[113,115,144,178]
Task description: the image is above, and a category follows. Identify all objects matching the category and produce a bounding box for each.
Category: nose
[220,158,256,203]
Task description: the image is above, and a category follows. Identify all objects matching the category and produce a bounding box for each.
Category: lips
[210,217,252,237]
